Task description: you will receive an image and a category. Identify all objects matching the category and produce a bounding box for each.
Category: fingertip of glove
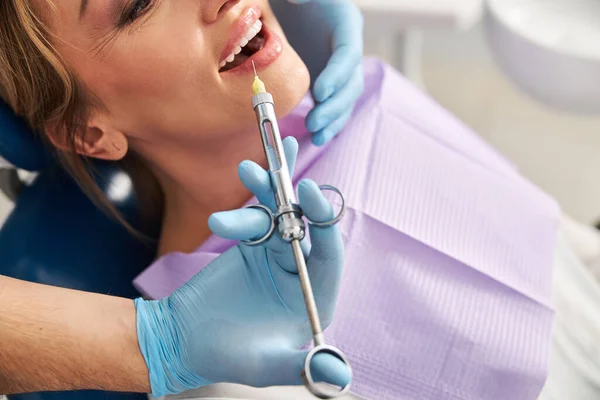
[313,85,333,103]
[298,179,317,190]
[312,132,326,146]
[312,75,334,102]
[298,179,320,198]
[238,160,253,173]
[282,135,299,150]
[207,213,226,233]
[313,126,335,146]
[238,160,264,182]
[305,109,318,131]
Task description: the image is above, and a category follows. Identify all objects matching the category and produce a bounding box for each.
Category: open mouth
[219,18,266,73]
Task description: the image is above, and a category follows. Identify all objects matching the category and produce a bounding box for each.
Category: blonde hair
[0,0,162,236]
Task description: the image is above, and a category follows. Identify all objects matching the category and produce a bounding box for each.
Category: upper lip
[220,6,262,63]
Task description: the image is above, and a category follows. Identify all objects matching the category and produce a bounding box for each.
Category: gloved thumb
[266,346,351,389]
[310,351,352,388]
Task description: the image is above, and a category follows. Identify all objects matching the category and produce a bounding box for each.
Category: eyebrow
[80,0,88,19]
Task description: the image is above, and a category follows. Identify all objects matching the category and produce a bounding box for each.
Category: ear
[46,114,128,161]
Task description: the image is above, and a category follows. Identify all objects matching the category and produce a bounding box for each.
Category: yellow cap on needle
[252,61,266,95]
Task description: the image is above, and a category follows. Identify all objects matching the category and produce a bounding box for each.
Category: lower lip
[220,23,283,76]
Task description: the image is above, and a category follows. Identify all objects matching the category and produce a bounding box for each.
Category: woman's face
[39,0,310,151]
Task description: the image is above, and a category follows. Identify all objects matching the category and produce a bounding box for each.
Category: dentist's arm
[0,275,150,394]
[0,139,348,398]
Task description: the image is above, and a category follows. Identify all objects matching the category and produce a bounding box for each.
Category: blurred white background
[361,8,600,225]
[418,25,600,225]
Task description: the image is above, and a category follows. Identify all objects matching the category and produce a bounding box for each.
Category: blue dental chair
[0,100,160,400]
[0,2,332,399]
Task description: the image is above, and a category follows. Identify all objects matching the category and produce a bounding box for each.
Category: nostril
[218,0,240,15]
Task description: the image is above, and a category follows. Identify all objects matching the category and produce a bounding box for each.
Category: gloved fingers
[312,3,364,103]
[208,209,297,260]
[260,345,351,389]
[261,217,309,275]
[312,109,353,146]
[208,212,305,296]
[265,237,303,273]
[264,240,312,281]
[307,65,363,142]
[238,136,299,212]
[298,180,345,312]
[208,208,273,241]
[284,135,299,177]
[238,160,277,211]
[261,180,339,287]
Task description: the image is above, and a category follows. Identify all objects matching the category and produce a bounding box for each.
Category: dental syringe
[246,62,352,399]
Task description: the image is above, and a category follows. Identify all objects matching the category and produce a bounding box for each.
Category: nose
[202,0,242,24]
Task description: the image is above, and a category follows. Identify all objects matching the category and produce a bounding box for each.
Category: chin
[265,49,310,119]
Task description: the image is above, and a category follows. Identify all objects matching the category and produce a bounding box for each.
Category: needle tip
[251,61,266,94]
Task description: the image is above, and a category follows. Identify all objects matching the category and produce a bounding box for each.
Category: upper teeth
[219,19,263,69]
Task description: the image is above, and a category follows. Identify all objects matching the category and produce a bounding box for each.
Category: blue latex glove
[135,137,350,397]
[290,0,365,146]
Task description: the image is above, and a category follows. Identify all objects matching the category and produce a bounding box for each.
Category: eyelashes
[126,0,153,24]
[92,0,159,59]
[117,0,155,27]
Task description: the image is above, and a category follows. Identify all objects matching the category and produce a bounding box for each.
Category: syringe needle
[251,61,266,95]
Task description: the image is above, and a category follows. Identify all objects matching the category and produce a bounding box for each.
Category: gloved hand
[289,0,365,146]
[135,136,350,397]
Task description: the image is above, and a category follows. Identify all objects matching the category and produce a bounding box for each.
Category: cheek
[94,46,202,101]
[264,48,310,118]
[74,26,214,125]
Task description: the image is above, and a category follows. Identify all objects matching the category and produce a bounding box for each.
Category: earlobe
[76,126,129,161]
[45,116,129,161]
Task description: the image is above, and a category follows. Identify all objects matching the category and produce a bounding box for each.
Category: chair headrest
[0,100,52,171]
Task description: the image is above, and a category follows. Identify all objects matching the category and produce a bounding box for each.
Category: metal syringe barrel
[252,92,305,243]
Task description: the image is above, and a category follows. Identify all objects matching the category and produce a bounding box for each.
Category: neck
[139,130,267,256]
